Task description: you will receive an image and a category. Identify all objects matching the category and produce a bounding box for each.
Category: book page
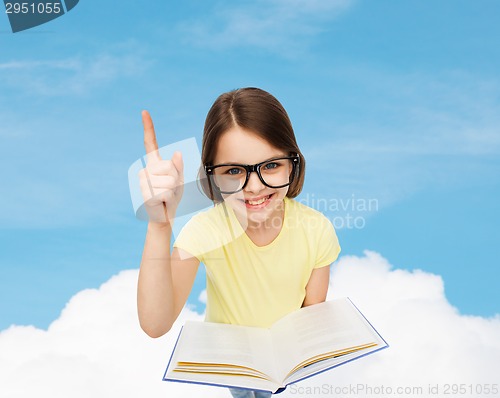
[169,321,279,381]
[270,299,381,380]
[165,368,281,393]
[285,343,383,385]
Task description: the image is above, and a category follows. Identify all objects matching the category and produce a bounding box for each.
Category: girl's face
[213,125,291,229]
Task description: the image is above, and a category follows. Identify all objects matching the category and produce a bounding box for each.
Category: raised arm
[137,111,199,338]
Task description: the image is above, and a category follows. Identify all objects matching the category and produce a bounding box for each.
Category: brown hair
[199,87,306,202]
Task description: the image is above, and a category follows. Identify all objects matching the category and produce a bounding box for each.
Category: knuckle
[164,175,176,186]
[139,180,150,193]
[141,189,152,202]
[148,163,163,175]
[161,159,174,171]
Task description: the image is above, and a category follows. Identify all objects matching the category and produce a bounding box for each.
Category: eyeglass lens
[212,158,294,193]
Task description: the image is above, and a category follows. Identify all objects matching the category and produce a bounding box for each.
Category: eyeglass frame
[204,154,300,194]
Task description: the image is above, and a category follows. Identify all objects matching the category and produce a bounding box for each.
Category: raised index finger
[142,110,161,162]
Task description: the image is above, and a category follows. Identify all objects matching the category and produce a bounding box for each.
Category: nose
[244,170,265,193]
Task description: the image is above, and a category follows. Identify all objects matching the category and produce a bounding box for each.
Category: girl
[137,88,341,398]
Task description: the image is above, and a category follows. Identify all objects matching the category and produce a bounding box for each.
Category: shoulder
[287,197,326,217]
[285,198,341,266]
[176,202,243,251]
[285,197,334,231]
[173,204,225,260]
[184,202,228,229]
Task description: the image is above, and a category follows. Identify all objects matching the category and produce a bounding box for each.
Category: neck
[243,199,286,234]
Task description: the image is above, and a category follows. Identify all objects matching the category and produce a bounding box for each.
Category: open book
[163,298,388,394]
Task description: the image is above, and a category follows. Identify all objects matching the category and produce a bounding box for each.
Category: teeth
[246,195,270,205]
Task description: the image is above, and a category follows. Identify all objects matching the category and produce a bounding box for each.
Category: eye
[226,167,243,175]
[263,162,279,170]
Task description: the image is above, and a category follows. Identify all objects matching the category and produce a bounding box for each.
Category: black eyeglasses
[205,154,300,194]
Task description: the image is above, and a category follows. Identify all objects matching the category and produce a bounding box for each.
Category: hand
[138,110,184,224]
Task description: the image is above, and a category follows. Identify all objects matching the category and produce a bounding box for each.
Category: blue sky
[1,0,499,330]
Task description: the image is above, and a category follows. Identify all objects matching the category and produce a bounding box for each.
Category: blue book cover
[163,298,389,394]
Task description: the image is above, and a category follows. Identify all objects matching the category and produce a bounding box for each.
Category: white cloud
[178,0,354,56]
[1,253,498,397]
[0,270,221,398]
[0,52,148,96]
[302,68,500,209]
[0,59,80,70]
[310,69,500,158]
[322,252,500,392]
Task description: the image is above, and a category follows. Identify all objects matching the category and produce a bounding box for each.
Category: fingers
[141,112,185,182]
[147,158,181,179]
[138,161,183,202]
[142,110,161,163]
[171,151,184,183]
[141,174,179,191]
[140,110,185,218]
[139,169,176,202]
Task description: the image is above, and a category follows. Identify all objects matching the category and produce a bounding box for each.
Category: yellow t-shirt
[173,197,341,328]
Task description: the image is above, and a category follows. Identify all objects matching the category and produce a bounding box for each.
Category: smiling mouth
[240,194,274,206]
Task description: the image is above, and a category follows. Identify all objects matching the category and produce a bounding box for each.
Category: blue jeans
[228,387,273,398]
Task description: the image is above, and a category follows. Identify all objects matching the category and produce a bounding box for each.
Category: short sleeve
[314,215,341,268]
[173,203,248,262]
